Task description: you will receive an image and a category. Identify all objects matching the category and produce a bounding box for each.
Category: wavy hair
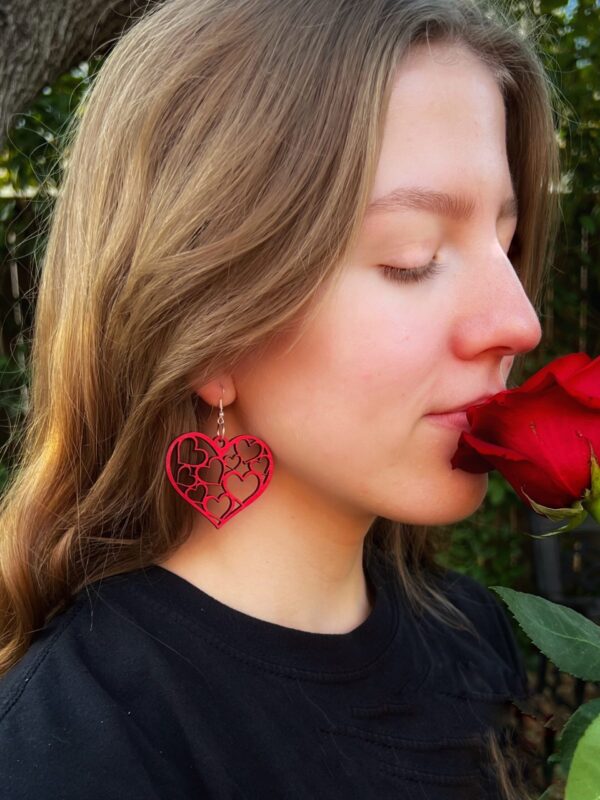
[0,0,559,795]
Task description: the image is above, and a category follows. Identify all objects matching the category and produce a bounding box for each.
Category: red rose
[450,353,600,521]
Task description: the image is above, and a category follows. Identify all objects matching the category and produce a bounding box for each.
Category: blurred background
[0,0,598,795]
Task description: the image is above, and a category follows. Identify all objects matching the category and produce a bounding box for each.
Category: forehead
[371,41,511,202]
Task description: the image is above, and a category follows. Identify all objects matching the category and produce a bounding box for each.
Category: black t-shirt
[0,554,531,799]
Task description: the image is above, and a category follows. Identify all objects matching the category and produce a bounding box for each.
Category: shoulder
[435,567,524,650]
[433,565,502,605]
[1,572,143,697]
[0,575,166,799]
[426,566,531,701]
[0,569,170,715]
[0,592,87,715]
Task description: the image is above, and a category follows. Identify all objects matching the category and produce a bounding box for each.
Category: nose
[450,246,543,361]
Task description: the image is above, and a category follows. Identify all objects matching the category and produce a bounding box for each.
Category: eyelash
[380,260,445,283]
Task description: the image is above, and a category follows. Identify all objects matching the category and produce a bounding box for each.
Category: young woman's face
[232,41,542,527]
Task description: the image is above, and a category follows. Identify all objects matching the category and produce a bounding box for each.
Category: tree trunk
[0,0,158,150]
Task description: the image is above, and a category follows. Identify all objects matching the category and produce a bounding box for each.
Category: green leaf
[490,586,600,681]
[526,511,590,538]
[565,712,600,799]
[586,449,600,524]
[555,699,600,777]
[523,490,590,536]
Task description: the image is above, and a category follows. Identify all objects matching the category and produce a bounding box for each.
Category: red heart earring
[165,389,274,528]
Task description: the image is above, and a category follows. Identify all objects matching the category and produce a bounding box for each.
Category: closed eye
[380,261,445,283]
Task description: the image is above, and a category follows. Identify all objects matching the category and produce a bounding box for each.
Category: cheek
[234,276,440,453]
[288,271,445,415]
[320,295,437,399]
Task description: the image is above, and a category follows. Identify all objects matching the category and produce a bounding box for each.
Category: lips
[426,410,472,431]
[430,393,498,415]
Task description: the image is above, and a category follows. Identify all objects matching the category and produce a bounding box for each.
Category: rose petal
[516,352,591,393]
[466,391,596,500]
[560,356,600,408]
[452,433,578,508]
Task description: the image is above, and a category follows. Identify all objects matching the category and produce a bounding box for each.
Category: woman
[0,0,559,797]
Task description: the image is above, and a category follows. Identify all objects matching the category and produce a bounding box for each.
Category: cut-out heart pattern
[165,432,274,528]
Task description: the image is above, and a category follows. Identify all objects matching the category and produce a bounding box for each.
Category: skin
[158,41,542,634]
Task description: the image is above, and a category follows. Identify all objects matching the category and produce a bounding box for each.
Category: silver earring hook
[217,388,225,440]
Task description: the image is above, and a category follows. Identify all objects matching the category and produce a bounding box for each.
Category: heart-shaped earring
[165,391,274,528]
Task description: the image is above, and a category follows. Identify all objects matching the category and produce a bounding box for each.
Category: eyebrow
[365,186,518,222]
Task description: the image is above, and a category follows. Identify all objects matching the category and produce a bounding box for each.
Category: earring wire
[217,388,225,440]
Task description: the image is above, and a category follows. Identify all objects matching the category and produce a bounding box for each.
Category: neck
[159,469,376,634]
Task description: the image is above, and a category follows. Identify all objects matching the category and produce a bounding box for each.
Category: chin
[431,478,489,525]
[381,474,488,526]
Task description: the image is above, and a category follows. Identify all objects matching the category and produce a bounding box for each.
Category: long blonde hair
[1,1,559,794]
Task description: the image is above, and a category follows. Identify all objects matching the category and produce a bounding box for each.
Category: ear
[190,375,236,409]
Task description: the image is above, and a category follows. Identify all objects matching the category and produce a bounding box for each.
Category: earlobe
[190,376,236,408]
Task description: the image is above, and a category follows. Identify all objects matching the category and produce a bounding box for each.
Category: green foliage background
[0,0,598,677]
